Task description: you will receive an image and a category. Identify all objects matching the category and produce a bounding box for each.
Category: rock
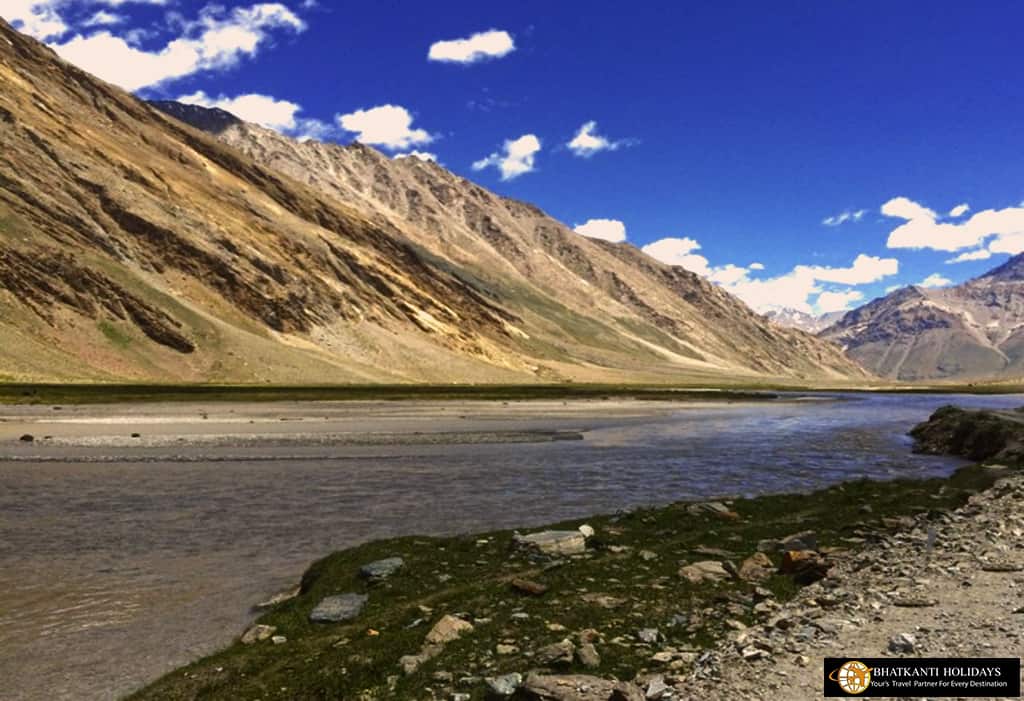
[644,676,670,699]
[581,593,625,608]
[486,672,523,697]
[309,593,368,623]
[780,550,830,584]
[255,585,300,610]
[888,633,916,653]
[511,577,549,596]
[399,653,428,675]
[741,645,767,660]
[678,560,731,584]
[577,642,601,668]
[737,552,774,581]
[518,673,644,700]
[496,643,519,655]
[578,524,595,538]
[637,628,660,644]
[515,530,587,556]
[758,530,817,553]
[271,635,287,645]
[536,638,576,666]
[359,557,404,582]
[425,614,474,645]
[453,694,470,701]
[18,434,33,442]
[240,624,276,644]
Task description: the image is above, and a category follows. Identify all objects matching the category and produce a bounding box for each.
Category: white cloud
[883,196,1024,253]
[337,104,432,151]
[946,249,992,264]
[573,218,626,243]
[472,133,540,180]
[179,90,299,130]
[83,10,126,27]
[823,209,866,226]
[428,29,514,64]
[4,0,68,40]
[49,3,306,91]
[566,121,632,157]
[919,273,953,288]
[641,237,711,275]
[816,290,864,314]
[949,203,970,217]
[644,237,899,314]
[394,150,437,162]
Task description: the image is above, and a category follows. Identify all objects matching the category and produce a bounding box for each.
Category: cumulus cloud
[566,121,633,157]
[428,29,514,64]
[823,209,866,226]
[178,90,333,140]
[5,0,69,39]
[573,218,627,243]
[472,134,541,180]
[816,290,864,314]
[337,104,432,151]
[919,273,953,288]
[883,196,1024,254]
[49,3,306,91]
[644,237,899,314]
[946,249,992,264]
[949,203,970,217]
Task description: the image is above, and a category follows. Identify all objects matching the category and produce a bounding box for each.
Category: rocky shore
[131,407,1024,700]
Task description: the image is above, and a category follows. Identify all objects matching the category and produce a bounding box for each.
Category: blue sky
[5,1,1024,314]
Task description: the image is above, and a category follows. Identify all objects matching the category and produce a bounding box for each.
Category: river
[0,393,1020,699]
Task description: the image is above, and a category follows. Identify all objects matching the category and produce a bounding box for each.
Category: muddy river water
[1,393,1021,699]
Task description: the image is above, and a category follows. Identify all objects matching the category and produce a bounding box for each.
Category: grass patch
[129,460,1004,701]
[98,320,133,349]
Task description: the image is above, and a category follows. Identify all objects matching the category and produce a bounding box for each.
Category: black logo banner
[824,657,1021,697]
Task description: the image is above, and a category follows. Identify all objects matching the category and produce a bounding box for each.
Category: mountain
[0,19,863,384]
[765,308,845,333]
[820,256,1024,380]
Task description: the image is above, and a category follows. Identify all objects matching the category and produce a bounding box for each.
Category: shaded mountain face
[820,258,1024,381]
[0,19,864,383]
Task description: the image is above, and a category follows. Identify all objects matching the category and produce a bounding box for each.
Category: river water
[0,393,1020,699]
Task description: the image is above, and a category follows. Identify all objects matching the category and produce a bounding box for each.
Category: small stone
[425,615,474,645]
[638,549,658,561]
[645,676,670,699]
[452,694,470,701]
[578,524,595,538]
[738,552,774,581]
[511,577,548,596]
[255,586,300,610]
[888,633,916,653]
[496,643,518,655]
[780,550,830,585]
[514,530,587,556]
[577,642,601,668]
[637,628,660,644]
[18,434,33,442]
[795,654,810,667]
[485,672,523,697]
[359,557,405,582]
[741,645,767,660]
[240,624,276,644]
[520,673,644,701]
[536,639,575,666]
[271,635,287,645]
[309,593,368,623]
[678,560,731,584]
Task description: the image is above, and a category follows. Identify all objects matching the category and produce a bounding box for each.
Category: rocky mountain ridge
[0,18,864,383]
[820,255,1024,381]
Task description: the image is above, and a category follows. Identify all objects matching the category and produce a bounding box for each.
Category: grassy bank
[130,456,1010,701]
[3,380,1024,406]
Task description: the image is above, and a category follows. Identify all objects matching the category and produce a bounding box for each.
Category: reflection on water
[0,393,1020,699]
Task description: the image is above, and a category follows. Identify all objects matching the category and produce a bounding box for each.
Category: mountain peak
[148,100,242,134]
[976,252,1024,282]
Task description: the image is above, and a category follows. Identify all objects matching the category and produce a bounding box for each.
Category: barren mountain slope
[821,255,1024,381]
[152,101,865,382]
[0,17,864,384]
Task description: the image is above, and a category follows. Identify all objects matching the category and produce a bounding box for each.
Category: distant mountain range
[765,309,845,333]
[820,254,1024,380]
[0,19,861,384]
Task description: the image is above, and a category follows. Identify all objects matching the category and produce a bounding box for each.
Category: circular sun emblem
[829,660,873,695]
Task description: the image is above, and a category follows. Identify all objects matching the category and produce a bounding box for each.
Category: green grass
[129,460,1005,701]
[98,320,133,349]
